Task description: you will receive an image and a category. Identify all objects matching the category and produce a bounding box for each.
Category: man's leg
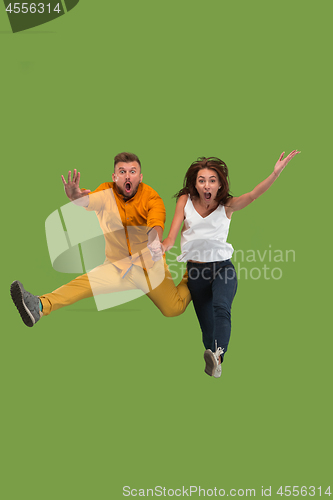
[137,258,191,317]
[40,274,92,315]
[40,260,137,316]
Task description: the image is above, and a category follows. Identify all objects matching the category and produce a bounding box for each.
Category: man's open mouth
[125,182,132,194]
[204,192,211,200]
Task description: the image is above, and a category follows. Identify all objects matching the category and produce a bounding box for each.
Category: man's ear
[140,173,143,183]
[112,172,116,182]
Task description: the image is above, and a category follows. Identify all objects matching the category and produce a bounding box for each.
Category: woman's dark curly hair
[174,157,232,206]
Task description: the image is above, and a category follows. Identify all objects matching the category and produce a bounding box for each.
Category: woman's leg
[211,262,238,359]
[186,263,215,351]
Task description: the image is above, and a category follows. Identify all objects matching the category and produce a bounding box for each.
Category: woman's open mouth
[125,182,132,194]
[204,192,211,200]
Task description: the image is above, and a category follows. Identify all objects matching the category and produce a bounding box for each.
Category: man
[10,152,191,327]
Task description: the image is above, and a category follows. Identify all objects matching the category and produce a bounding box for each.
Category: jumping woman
[162,151,300,378]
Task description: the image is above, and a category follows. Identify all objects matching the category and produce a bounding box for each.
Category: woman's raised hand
[274,150,300,177]
[61,169,91,201]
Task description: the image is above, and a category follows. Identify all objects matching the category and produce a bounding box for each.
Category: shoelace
[214,341,224,361]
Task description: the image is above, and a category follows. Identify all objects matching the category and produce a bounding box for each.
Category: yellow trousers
[40,258,191,317]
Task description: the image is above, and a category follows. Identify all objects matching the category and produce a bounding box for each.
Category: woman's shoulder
[177,194,189,207]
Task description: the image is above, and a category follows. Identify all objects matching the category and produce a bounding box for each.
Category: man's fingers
[67,170,72,184]
[61,175,67,186]
[279,152,284,161]
[76,171,80,185]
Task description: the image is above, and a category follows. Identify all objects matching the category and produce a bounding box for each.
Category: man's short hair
[114,152,141,170]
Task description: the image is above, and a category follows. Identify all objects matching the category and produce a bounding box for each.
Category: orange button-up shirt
[85,182,166,276]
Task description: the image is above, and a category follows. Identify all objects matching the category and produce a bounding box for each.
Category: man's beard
[115,181,140,200]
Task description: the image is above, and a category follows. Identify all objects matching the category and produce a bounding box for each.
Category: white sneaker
[204,341,224,377]
[213,363,222,378]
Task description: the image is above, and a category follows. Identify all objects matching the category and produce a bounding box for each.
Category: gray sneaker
[10,281,41,327]
[204,342,224,377]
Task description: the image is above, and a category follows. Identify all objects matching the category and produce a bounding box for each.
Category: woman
[162,151,300,378]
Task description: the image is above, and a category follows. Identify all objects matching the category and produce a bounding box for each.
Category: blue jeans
[187,260,237,361]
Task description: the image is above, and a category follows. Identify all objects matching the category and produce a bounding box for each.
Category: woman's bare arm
[226,150,300,216]
[162,194,187,252]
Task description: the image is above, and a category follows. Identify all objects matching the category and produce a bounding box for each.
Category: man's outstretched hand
[61,169,91,206]
[147,233,164,262]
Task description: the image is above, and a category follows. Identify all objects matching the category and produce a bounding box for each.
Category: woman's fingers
[280,150,300,165]
[162,244,171,253]
[287,150,300,160]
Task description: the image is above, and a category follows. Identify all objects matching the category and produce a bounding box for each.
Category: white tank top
[177,196,234,263]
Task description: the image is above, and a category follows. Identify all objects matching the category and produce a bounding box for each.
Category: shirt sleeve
[84,183,110,213]
[146,189,166,231]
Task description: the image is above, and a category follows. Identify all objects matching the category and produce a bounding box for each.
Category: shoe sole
[204,350,217,377]
[10,281,36,327]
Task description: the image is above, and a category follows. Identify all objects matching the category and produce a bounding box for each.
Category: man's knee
[159,305,184,318]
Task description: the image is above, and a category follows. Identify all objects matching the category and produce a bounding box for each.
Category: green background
[1,1,332,498]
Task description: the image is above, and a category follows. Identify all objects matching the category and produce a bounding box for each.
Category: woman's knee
[213,301,231,318]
